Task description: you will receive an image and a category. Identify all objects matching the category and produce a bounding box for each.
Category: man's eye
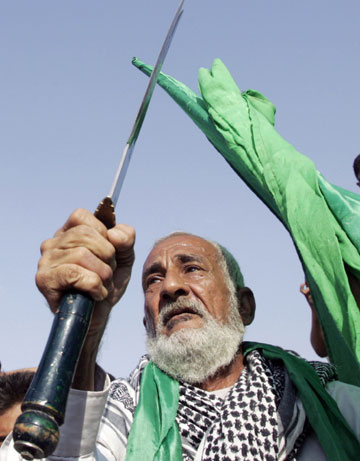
[185,265,201,273]
[146,276,161,287]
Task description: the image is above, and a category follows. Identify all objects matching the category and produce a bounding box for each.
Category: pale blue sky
[1,0,359,377]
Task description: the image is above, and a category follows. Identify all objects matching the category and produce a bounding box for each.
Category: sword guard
[94,196,116,229]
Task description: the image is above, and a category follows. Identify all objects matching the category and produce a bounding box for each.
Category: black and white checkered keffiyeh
[177,350,283,460]
[105,350,335,460]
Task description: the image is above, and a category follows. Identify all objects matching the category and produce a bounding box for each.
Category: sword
[13,2,184,459]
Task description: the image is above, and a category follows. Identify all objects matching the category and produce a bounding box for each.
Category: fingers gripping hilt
[13,292,94,459]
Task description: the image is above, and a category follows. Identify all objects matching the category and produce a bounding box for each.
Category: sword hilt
[13,292,94,459]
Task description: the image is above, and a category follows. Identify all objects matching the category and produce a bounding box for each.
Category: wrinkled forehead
[143,234,220,273]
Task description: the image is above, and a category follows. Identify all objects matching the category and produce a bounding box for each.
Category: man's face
[142,234,233,337]
[143,234,246,384]
[0,402,21,446]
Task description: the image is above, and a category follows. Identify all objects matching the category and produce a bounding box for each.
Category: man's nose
[160,270,189,302]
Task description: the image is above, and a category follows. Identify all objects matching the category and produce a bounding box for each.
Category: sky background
[0,0,359,378]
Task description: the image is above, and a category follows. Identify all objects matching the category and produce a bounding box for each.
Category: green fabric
[318,175,360,253]
[125,344,360,460]
[218,244,245,289]
[243,342,360,460]
[125,362,182,461]
[133,57,360,386]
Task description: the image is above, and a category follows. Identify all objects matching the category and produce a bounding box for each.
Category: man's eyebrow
[174,254,205,264]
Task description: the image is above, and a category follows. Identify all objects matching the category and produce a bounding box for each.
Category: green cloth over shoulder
[125,343,360,461]
[125,362,182,461]
[133,57,360,386]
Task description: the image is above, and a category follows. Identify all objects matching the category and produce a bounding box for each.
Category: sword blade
[94,0,184,229]
[110,0,184,207]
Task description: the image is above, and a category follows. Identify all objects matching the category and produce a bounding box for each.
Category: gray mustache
[159,299,206,327]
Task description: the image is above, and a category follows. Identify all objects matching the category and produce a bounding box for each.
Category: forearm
[72,327,106,391]
[72,351,97,391]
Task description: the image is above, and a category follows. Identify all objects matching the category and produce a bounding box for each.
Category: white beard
[146,295,245,384]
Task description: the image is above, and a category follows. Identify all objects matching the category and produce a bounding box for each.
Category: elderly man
[1,209,360,460]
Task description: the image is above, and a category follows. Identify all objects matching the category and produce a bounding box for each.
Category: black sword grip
[13,292,94,460]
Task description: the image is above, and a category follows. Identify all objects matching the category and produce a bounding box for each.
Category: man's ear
[237,287,256,326]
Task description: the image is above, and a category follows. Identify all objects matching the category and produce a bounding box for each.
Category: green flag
[133,57,360,386]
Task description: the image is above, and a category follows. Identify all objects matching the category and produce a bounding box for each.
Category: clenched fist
[36,208,135,338]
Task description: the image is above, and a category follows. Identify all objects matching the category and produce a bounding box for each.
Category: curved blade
[109,0,184,208]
